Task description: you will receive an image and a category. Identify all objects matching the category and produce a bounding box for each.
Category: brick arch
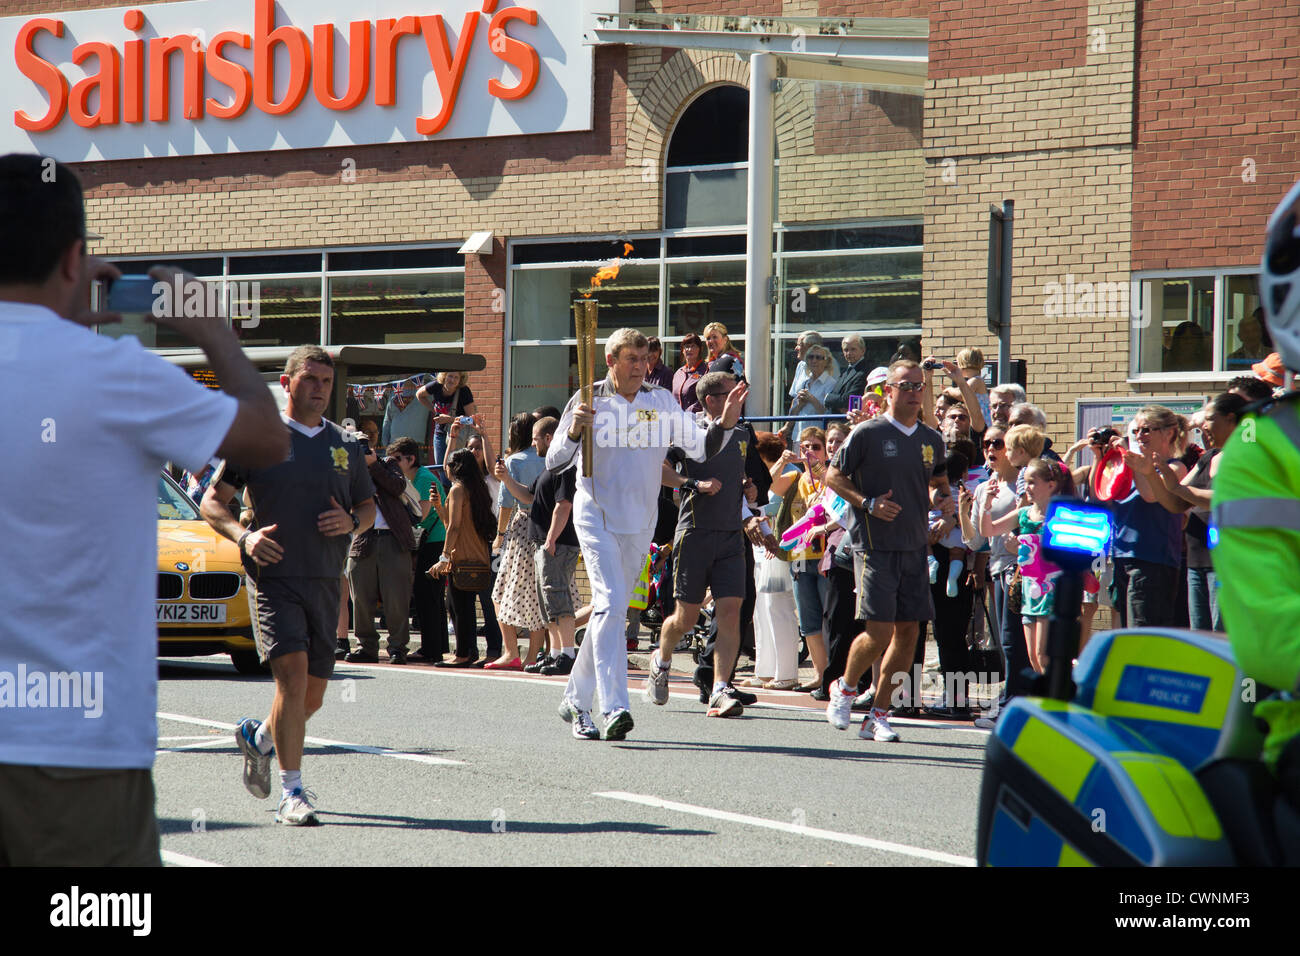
[626,51,819,181]
[627,52,750,180]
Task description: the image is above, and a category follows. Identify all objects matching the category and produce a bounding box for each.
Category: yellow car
[156,470,263,674]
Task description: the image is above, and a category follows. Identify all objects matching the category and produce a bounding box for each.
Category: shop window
[668,258,746,338]
[231,277,322,349]
[329,272,464,345]
[780,251,922,332]
[512,262,659,340]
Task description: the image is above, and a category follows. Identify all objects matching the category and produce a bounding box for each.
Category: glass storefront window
[1222,275,1266,372]
[512,263,658,340]
[779,251,922,331]
[329,272,464,345]
[772,333,920,410]
[668,258,746,338]
[510,344,578,419]
[231,277,322,349]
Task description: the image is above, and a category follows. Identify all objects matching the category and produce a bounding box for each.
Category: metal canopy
[157,345,486,377]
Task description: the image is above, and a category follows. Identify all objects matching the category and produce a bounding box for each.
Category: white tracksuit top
[547,379,725,534]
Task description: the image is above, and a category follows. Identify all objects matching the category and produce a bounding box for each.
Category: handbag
[451,560,492,591]
[756,552,792,593]
[966,587,1004,680]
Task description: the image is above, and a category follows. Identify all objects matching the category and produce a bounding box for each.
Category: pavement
[154,629,990,867]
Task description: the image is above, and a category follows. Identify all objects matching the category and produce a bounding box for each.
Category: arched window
[664,85,749,229]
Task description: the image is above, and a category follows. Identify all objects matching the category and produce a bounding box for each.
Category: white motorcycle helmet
[1261,178,1300,374]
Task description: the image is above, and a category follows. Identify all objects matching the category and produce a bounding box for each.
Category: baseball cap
[866,366,889,387]
[1251,352,1285,387]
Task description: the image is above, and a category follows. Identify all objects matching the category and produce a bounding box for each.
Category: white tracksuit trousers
[566,525,653,716]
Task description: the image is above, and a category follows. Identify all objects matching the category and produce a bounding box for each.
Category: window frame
[1128,265,1261,384]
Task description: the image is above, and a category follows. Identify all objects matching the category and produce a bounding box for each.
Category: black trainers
[541,653,575,676]
[524,655,551,674]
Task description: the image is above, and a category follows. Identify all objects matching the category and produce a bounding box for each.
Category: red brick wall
[814,86,921,154]
[462,237,509,448]
[929,0,1087,80]
[818,1,931,16]
[1132,0,1300,270]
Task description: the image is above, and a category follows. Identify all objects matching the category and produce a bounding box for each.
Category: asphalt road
[153,654,988,867]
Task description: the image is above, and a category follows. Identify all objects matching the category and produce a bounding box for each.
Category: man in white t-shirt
[0,154,288,865]
[546,328,746,741]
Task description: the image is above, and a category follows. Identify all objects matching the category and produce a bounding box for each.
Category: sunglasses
[982,438,1005,449]
[889,381,925,392]
[1135,425,1170,436]
[801,444,825,452]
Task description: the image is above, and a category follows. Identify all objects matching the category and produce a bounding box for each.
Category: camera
[922,359,943,371]
[1091,428,1118,445]
[357,436,371,455]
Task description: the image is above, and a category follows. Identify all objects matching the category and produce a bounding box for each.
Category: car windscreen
[158,473,200,521]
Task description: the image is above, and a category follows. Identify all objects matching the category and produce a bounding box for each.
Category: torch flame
[581,242,635,298]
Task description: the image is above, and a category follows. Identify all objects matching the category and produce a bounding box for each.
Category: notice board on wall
[1071,395,1208,465]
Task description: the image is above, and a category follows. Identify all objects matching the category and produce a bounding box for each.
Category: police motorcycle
[975,497,1300,866]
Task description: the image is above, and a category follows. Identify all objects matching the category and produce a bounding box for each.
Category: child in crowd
[1004,423,1047,500]
[978,458,1079,675]
[957,348,992,429]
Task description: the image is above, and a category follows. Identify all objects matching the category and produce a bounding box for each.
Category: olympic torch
[573,298,599,477]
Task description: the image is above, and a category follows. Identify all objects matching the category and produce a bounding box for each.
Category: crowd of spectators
[319,327,1294,734]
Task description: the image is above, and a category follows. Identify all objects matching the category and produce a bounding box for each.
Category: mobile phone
[848,395,863,413]
[105,275,159,314]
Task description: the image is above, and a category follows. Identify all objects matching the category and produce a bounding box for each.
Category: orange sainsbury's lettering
[148,34,205,121]
[487,6,538,102]
[69,41,121,128]
[206,31,253,119]
[253,0,310,116]
[312,21,370,111]
[14,18,68,132]
[11,1,548,137]
[415,12,478,135]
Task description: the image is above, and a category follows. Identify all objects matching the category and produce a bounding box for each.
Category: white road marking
[157,737,231,752]
[595,791,976,867]
[161,849,223,867]
[156,712,464,766]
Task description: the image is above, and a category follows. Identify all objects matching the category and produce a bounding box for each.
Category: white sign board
[0,0,592,161]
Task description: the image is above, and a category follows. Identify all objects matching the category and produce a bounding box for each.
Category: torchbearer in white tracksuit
[546,328,748,741]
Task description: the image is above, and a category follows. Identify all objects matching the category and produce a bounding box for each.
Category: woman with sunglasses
[784,345,837,441]
[962,425,1024,720]
[1087,405,1191,627]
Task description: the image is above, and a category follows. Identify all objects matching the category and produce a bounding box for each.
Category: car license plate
[156,603,227,623]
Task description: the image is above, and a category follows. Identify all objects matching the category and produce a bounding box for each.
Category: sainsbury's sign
[1,0,592,161]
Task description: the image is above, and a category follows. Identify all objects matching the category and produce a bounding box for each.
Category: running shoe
[826,679,855,730]
[557,698,579,723]
[235,717,272,800]
[572,709,600,740]
[706,687,743,718]
[860,708,901,742]
[603,709,634,741]
[541,653,575,676]
[275,787,320,826]
[643,654,671,706]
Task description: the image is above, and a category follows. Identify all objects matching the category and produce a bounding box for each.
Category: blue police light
[1043,501,1112,559]
[1208,522,1219,549]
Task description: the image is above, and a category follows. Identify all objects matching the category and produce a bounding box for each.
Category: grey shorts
[0,764,160,866]
[858,549,935,623]
[246,575,340,679]
[535,543,581,620]
[673,528,746,605]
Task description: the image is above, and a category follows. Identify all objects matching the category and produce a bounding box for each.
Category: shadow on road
[315,811,714,836]
[609,739,986,769]
[157,817,260,835]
